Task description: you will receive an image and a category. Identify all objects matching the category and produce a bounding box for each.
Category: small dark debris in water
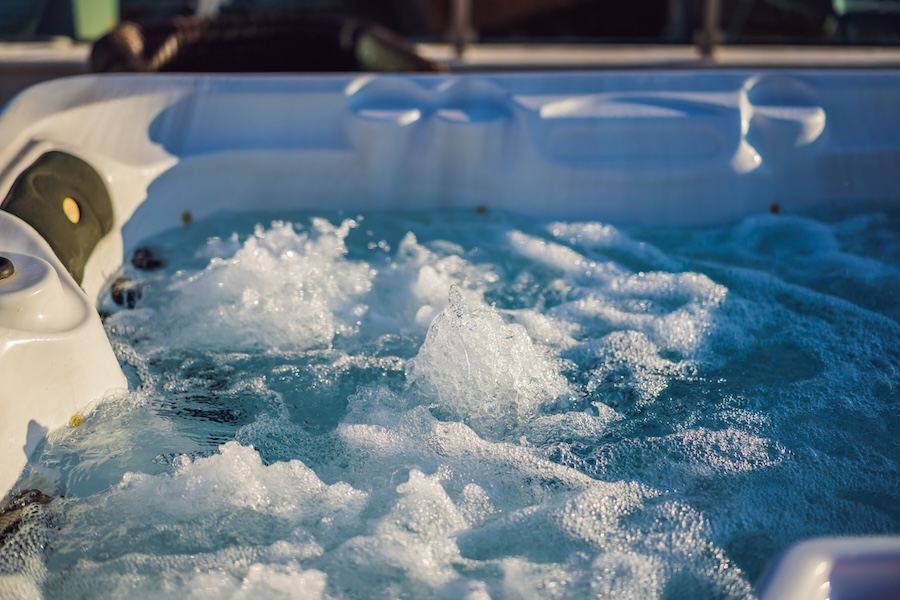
[0,489,53,542]
[475,205,489,215]
[111,276,141,309]
[769,202,781,215]
[182,211,193,226]
[131,246,164,271]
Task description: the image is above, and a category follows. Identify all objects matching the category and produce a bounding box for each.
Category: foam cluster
[159,219,373,352]
[408,286,570,437]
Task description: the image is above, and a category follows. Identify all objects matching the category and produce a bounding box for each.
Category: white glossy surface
[0,252,82,332]
[0,212,126,495]
[757,537,900,600]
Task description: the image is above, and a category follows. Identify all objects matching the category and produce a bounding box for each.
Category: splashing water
[3,209,898,599]
[408,285,570,437]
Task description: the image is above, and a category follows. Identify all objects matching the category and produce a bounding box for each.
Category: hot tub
[0,71,898,598]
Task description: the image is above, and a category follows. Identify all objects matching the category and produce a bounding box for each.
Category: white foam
[509,309,580,352]
[547,221,682,272]
[362,232,495,335]
[407,287,571,437]
[64,442,364,551]
[332,469,467,592]
[582,330,693,411]
[550,271,727,359]
[45,546,329,599]
[507,229,623,281]
[160,219,373,351]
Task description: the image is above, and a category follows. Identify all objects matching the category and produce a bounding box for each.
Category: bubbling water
[3,209,898,600]
[408,286,571,437]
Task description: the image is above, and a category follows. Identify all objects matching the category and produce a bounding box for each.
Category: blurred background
[2,0,899,45]
[2,0,900,104]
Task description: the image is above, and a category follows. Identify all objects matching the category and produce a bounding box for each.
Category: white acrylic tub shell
[756,536,900,600]
[0,71,898,597]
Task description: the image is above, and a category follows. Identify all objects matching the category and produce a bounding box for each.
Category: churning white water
[2,209,898,599]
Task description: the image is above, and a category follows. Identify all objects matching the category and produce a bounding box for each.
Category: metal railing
[446,0,721,59]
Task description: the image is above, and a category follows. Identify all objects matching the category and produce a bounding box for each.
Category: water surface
[3,209,899,599]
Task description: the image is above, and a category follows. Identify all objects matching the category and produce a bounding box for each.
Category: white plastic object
[757,536,900,600]
[0,252,84,332]
[0,211,126,495]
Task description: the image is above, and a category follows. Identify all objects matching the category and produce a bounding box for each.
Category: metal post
[450,0,475,58]
[696,0,722,59]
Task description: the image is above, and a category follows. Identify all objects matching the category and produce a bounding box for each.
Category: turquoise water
[3,209,899,599]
